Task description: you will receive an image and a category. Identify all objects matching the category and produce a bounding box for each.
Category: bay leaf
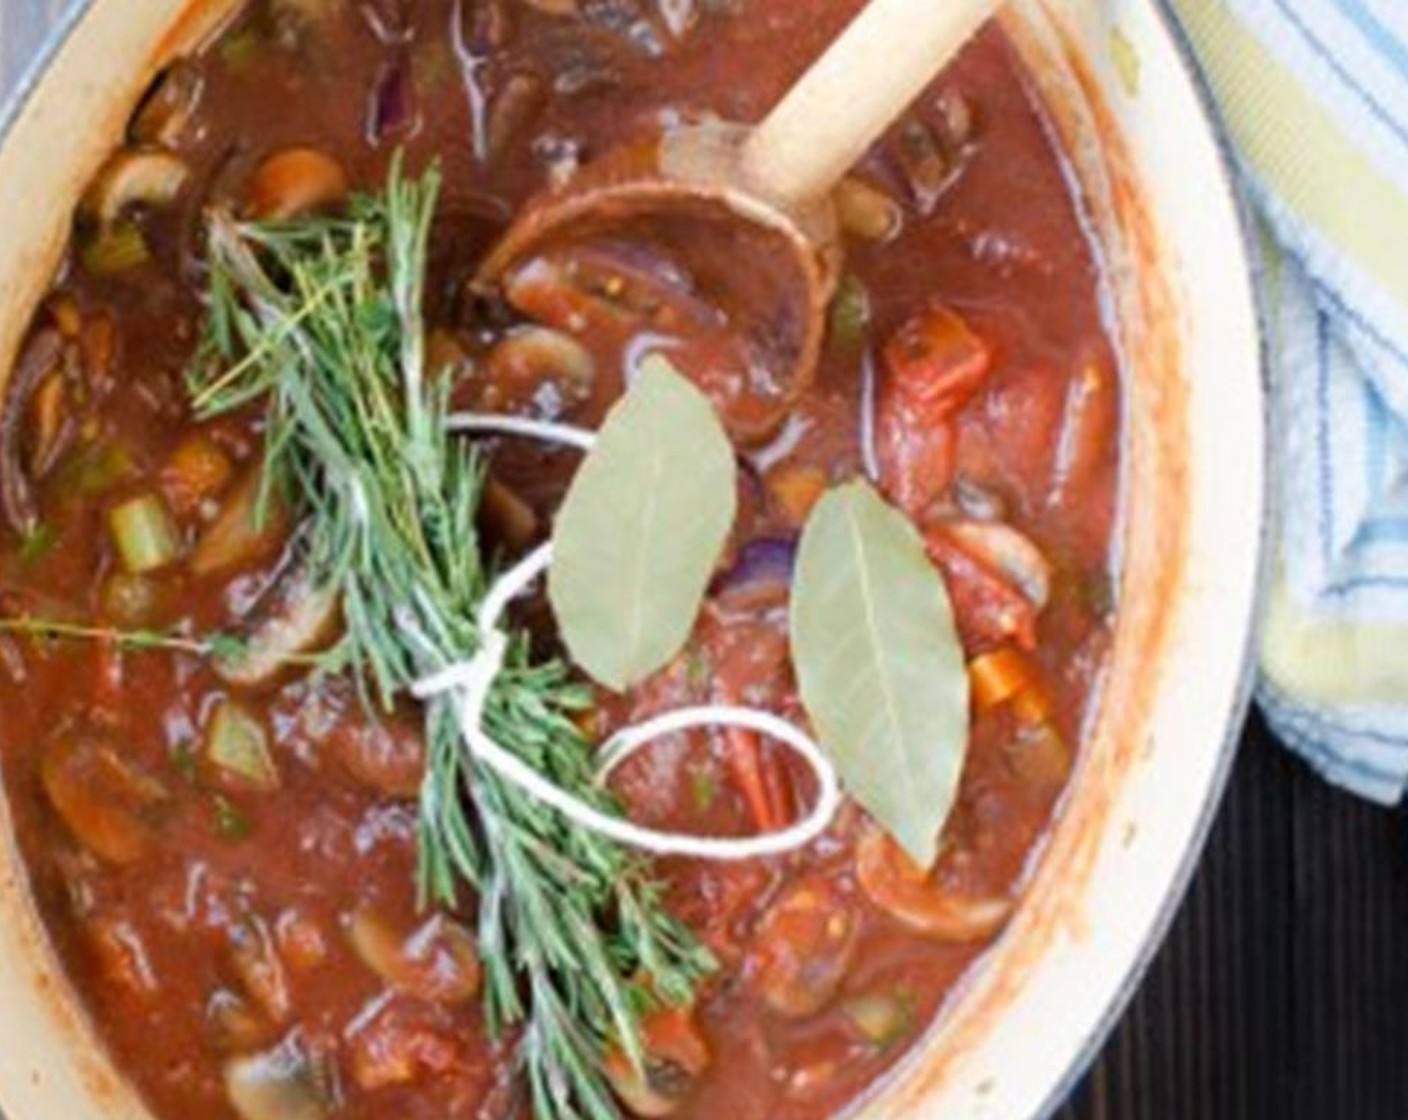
[549,355,737,691]
[791,480,969,868]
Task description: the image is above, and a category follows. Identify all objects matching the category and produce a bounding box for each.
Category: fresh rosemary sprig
[189,159,713,1119]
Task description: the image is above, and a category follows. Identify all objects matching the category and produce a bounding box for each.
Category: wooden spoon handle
[740,0,1002,206]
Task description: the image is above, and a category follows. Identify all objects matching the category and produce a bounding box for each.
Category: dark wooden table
[1061,710,1408,1120]
[6,8,1408,1120]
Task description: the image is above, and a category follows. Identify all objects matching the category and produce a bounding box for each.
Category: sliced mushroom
[477,476,539,551]
[208,989,273,1053]
[484,324,595,414]
[324,708,425,798]
[79,147,191,228]
[749,876,859,1018]
[923,526,1040,650]
[23,372,69,478]
[224,1038,329,1120]
[891,116,951,214]
[129,60,205,147]
[1,329,63,533]
[602,1005,711,1118]
[583,0,663,57]
[486,71,546,164]
[345,1004,462,1091]
[85,913,158,998]
[856,828,1011,943]
[216,573,342,691]
[943,519,1051,611]
[346,907,482,1004]
[275,910,330,972]
[935,89,975,148]
[656,0,698,37]
[834,177,902,242]
[543,25,624,95]
[40,738,168,865]
[226,914,292,1024]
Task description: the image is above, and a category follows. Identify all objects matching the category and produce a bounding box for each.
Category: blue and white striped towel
[1170,0,1408,801]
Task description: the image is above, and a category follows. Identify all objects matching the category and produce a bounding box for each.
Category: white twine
[446,412,598,451]
[415,412,843,860]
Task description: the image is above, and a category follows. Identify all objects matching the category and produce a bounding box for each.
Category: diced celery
[842,989,915,1049]
[205,700,279,790]
[81,221,151,275]
[109,493,182,573]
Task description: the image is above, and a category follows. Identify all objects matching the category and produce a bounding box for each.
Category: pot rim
[1019,0,1272,1112]
[0,2,1271,1117]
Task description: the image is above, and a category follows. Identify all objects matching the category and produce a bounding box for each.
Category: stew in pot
[0,2,1120,1119]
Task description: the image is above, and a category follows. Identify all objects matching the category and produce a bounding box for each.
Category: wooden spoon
[477,0,1003,439]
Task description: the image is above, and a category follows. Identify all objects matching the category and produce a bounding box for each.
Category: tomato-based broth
[0,2,1119,1119]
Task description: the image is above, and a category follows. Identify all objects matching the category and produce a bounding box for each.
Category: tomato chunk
[883,307,992,413]
[856,828,1011,943]
[877,307,991,517]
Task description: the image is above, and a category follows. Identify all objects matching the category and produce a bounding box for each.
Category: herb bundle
[189,162,713,1120]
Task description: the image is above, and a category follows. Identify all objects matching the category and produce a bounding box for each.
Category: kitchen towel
[1169,0,1408,801]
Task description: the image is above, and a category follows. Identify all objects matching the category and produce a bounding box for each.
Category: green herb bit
[829,274,871,352]
[17,522,56,566]
[60,442,137,496]
[81,221,151,276]
[189,158,714,1119]
[684,646,711,693]
[170,742,198,782]
[688,764,718,813]
[218,26,261,68]
[211,794,252,840]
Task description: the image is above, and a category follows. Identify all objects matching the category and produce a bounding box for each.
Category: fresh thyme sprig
[0,616,243,658]
[189,159,713,1119]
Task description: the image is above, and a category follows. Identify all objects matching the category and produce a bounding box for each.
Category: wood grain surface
[1063,712,1408,1120]
[3,7,1408,1120]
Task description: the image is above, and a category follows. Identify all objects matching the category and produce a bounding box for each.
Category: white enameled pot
[0,1,1264,1117]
